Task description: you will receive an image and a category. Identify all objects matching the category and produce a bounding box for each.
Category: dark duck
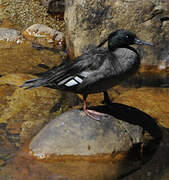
[21,29,152,120]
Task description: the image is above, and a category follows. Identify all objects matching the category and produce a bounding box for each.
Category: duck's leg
[83,94,105,121]
[103,91,111,104]
[83,94,99,121]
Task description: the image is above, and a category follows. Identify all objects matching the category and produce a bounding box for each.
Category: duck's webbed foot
[83,94,106,122]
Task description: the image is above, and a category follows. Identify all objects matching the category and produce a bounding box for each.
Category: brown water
[0,131,168,180]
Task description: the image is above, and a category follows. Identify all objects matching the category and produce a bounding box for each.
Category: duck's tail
[20,77,48,89]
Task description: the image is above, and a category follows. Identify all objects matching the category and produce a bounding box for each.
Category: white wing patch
[74,76,83,83]
[57,76,73,85]
[65,79,78,87]
[64,76,83,87]
[57,72,90,87]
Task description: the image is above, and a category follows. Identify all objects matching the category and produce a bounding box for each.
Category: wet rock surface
[0,41,66,75]
[0,74,79,143]
[0,28,21,41]
[29,107,145,159]
[65,0,169,66]
[22,24,65,49]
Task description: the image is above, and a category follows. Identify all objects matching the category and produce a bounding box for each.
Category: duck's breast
[112,47,140,76]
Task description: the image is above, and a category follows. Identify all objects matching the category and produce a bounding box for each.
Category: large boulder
[65,0,169,67]
[28,106,159,160]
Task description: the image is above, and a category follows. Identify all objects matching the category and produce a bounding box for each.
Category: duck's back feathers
[21,47,107,90]
[21,47,140,94]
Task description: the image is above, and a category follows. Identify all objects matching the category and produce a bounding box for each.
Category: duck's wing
[76,57,112,92]
[45,48,107,91]
[77,48,140,93]
[20,48,107,90]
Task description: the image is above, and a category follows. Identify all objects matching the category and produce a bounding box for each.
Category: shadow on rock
[90,103,162,141]
[88,103,163,179]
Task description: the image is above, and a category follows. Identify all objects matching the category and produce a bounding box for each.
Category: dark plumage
[21,29,152,120]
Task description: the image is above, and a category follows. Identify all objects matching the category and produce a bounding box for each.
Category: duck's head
[107,29,153,50]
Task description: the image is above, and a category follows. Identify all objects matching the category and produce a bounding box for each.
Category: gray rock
[41,0,65,13]
[64,0,169,66]
[0,28,21,42]
[41,0,52,7]
[22,24,65,49]
[29,108,143,158]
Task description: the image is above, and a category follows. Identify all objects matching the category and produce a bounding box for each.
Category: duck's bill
[134,38,153,46]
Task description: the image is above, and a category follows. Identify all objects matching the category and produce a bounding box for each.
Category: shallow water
[0,40,168,179]
[0,132,168,180]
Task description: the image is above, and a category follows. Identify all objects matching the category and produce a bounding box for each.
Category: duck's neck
[108,39,118,51]
[108,43,128,52]
[108,39,127,52]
